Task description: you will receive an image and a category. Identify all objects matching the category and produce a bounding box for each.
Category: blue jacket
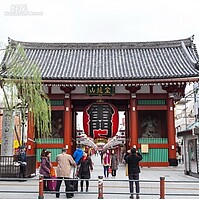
[73,148,83,164]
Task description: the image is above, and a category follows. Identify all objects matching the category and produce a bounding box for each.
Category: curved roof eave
[41,76,199,85]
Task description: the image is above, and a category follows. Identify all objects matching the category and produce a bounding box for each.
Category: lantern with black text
[83,102,119,139]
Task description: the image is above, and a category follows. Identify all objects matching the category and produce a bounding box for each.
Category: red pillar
[167,94,176,164]
[160,177,165,199]
[61,86,75,155]
[26,112,35,155]
[64,94,72,155]
[129,94,138,149]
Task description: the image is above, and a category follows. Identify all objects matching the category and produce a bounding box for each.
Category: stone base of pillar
[169,158,178,166]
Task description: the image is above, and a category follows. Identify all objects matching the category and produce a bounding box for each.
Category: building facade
[176,83,199,177]
[1,36,199,167]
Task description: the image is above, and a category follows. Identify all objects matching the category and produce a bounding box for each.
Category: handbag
[48,176,57,191]
[125,164,128,176]
[50,167,56,177]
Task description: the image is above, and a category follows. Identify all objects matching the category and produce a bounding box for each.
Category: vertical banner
[1,110,14,156]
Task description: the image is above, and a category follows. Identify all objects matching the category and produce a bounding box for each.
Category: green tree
[0,43,51,141]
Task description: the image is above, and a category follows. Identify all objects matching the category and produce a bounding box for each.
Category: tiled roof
[1,36,199,84]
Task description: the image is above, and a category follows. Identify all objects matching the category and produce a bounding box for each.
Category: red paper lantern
[83,102,119,139]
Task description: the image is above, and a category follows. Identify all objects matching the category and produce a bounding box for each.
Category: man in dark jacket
[124,148,142,199]
[18,146,27,178]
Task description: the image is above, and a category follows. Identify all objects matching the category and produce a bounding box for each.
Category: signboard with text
[141,144,149,153]
[87,86,115,96]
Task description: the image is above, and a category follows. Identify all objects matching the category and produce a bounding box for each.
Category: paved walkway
[0,154,199,199]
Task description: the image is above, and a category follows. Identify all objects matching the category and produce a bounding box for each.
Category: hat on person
[131,148,136,154]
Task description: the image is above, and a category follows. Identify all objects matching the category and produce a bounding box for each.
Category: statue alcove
[138,110,167,138]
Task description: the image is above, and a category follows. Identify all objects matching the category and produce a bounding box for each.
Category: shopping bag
[47,176,57,191]
[125,164,128,176]
[108,167,112,173]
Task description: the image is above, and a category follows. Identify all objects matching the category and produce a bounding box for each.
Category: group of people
[39,146,143,199]
[16,142,143,199]
[73,146,93,192]
[101,148,142,198]
[102,149,119,178]
[39,145,93,198]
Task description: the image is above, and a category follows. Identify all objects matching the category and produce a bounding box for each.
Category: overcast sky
[0,0,198,126]
[1,0,199,47]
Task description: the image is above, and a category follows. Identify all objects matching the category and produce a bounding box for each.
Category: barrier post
[160,177,165,199]
[98,176,104,199]
[38,175,44,199]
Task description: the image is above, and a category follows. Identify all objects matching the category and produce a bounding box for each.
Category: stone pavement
[0,154,199,199]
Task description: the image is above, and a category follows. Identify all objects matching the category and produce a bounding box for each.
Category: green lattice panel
[137,99,166,105]
[50,100,64,106]
[35,138,64,144]
[139,148,168,162]
[35,138,64,162]
[36,148,62,162]
[138,138,168,144]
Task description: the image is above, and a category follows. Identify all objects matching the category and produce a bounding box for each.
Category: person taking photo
[124,148,142,199]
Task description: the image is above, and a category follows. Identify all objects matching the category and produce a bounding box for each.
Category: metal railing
[0,176,199,198]
[0,155,36,178]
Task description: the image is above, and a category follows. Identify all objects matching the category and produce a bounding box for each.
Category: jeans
[103,166,109,178]
[129,173,140,194]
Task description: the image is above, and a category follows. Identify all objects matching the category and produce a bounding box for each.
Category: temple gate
[1,37,199,167]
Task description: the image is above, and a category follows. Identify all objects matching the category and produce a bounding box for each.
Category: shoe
[136,194,140,199]
[66,193,74,198]
[86,188,88,192]
[129,194,134,198]
[81,188,83,192]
